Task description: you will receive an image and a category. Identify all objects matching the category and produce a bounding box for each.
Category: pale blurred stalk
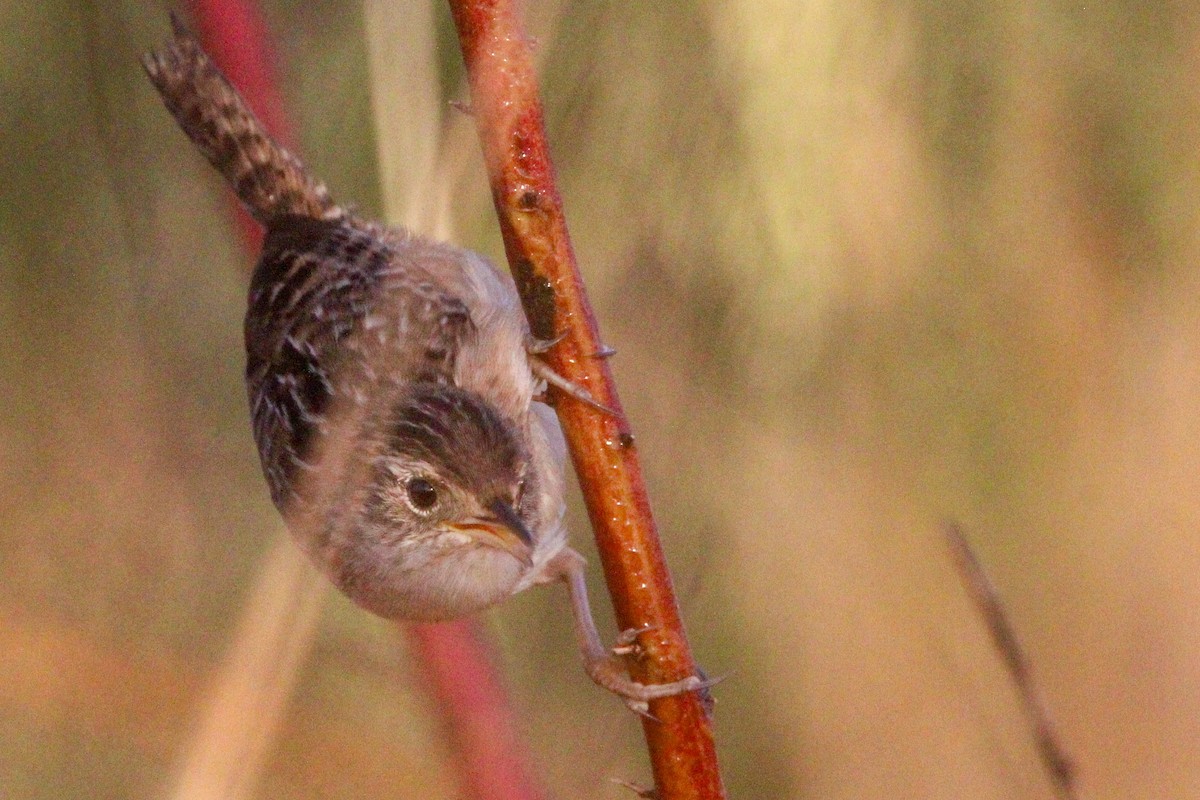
[171,534,325,800]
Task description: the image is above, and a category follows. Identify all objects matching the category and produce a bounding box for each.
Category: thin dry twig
[945,522,1077,800]
[446,2,725,798]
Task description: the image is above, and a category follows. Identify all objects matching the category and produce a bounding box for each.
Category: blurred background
[3,0,1200,798]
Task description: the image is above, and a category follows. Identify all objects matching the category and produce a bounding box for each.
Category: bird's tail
[142,14,344,223]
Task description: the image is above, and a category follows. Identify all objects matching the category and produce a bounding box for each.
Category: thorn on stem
[610,778,659,799]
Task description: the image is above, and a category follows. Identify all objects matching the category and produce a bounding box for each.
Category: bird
[142,14,707,709]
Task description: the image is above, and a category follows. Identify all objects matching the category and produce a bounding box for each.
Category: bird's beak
[445,498,534,567]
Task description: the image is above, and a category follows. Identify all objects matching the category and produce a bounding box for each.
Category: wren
[142,15,707,709]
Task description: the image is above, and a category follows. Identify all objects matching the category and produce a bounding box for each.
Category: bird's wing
[245,215,475,508]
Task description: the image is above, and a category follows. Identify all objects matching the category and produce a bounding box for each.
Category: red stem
[446,2,725,797]
[184,3,544,798]
[410,621,547,800]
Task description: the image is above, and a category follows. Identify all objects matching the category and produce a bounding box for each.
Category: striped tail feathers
[142,14,344,223]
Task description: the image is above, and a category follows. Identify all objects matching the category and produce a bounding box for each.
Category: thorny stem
[186,3,544,799]
[945,523,1077,800]
[447,2,725,798]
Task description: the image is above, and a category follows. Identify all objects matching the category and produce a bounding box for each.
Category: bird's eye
[405,476,439,513]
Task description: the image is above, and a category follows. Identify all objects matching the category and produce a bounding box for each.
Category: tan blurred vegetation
[3,0,1200,798]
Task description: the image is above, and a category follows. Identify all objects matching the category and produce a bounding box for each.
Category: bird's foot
[584,627,721,717]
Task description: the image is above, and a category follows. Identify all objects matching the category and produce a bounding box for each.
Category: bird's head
[327,383,542,620]
[372,384,534,561]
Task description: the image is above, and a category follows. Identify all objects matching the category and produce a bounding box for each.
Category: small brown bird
[142,15,706,708]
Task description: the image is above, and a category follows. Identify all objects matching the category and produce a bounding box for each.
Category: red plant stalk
[184,3,545,798]
[410,622,547,800]
[446,2,725,798]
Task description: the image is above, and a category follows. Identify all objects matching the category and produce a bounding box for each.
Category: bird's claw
[612,625,655,657]
[622,697,657,720]
[524,332,566,354]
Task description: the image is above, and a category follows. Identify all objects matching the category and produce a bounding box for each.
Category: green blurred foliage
[4,0,1200,798]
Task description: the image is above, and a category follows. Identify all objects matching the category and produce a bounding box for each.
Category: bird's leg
[524,334,618,416]
[528,357,618,416]
[546,548,712,715]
